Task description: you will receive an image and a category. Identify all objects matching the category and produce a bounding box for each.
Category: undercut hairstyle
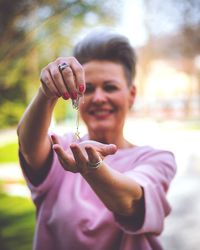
[73,29,137,86]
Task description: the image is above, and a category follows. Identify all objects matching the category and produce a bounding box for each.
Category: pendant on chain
[72,95,83,140]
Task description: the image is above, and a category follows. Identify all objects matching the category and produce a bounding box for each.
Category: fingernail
[63,92,70,100]
[79,84,84,93]
[71,91,78,100]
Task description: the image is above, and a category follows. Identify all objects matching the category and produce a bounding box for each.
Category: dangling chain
[72,94,83,140]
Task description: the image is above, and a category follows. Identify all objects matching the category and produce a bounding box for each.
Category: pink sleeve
[114,150,177,235]
[19,132,74,208]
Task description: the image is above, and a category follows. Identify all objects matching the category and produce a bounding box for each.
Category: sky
[80,0,148,48]
[116,0,148,47]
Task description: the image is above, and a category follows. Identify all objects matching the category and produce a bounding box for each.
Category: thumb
[100,144,117,157]
[78,140,117,157]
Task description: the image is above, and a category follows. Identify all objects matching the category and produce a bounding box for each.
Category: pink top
[20,133,176,250]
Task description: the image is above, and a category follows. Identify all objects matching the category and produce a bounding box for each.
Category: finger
[48,62,70,100]
[70,144,87,170]
[52,144,72,163]
[52,144,77,172]
[85,145,102,164]
[40,69,60,98]
[69,57,85,94]
[56,58,78,100]
[51,134,61,145]
[61,66,78,100]
[78,140,117,157]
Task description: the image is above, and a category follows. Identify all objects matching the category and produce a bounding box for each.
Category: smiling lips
[88,108,114,119]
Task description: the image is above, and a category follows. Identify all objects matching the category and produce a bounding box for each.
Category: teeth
[94,110,110,115]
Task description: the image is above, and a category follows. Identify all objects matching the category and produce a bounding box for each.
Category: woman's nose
[91,88,106,103]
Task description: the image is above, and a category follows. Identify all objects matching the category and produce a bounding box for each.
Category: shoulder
[117,145,174,159]
[130,145,175,163]
[132,145,177,179]
[119,145,177,173]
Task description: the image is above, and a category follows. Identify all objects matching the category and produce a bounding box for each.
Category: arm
[17,57,85,180]
[17,88,57,170]
[51,136,144,219]
[52,136,176,233]
[83,164,143,216]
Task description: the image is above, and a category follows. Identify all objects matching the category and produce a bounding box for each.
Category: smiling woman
[79,60,136,142]
[17,29,176,250]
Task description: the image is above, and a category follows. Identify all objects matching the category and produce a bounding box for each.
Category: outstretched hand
[51,134,117,175]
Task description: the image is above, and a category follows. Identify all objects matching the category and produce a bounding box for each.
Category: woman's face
[79,60,136,137]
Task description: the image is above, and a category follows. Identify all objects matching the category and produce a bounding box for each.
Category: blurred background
[0,0,200,249]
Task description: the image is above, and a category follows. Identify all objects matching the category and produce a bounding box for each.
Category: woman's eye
[85,84,95,94]
[104,85,118,92]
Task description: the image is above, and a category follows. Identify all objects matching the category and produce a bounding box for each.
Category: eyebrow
[85,79,121,86]
[104,80,120,85]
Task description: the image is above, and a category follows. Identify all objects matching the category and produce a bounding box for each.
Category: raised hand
[40,57,85,100]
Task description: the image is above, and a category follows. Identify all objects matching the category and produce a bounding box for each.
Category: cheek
[114,91,130,108]
[79,100,90,120]
[79,106,86,119]
[79,97,88,110]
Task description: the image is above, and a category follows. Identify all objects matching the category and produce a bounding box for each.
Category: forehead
[83,60,126,82]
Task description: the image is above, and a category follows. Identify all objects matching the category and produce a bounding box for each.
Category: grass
[0,192,35,250]
[0,142,18,164]
[0,135,35,249]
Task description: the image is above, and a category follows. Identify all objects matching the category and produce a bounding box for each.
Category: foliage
[0,101,25,129]
[54,97,75,122]
[0,192,35,250]
[0,142,18,164]
[0,0,119,128]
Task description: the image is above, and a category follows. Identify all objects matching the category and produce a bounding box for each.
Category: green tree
[0,0,119,128]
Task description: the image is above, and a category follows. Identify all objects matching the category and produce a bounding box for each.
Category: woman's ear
[129,84,136,108]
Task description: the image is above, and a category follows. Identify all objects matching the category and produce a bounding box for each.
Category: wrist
[38,86,59,103]
[81,161,104,178]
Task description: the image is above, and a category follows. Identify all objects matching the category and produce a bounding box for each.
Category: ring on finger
[87,159,103,169]
[58,62,70,71]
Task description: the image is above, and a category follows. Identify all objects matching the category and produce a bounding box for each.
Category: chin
[89,123,114,133]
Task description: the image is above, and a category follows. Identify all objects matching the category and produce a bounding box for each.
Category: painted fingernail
[71,91,78,99]
[63,92,70,100]
[79,84,84,93]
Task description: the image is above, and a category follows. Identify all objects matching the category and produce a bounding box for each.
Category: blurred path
[160,174,200,250]
[0,163,30,197]
[0,128,17,146]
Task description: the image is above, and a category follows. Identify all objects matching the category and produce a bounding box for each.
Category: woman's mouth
[89,109,114,119]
